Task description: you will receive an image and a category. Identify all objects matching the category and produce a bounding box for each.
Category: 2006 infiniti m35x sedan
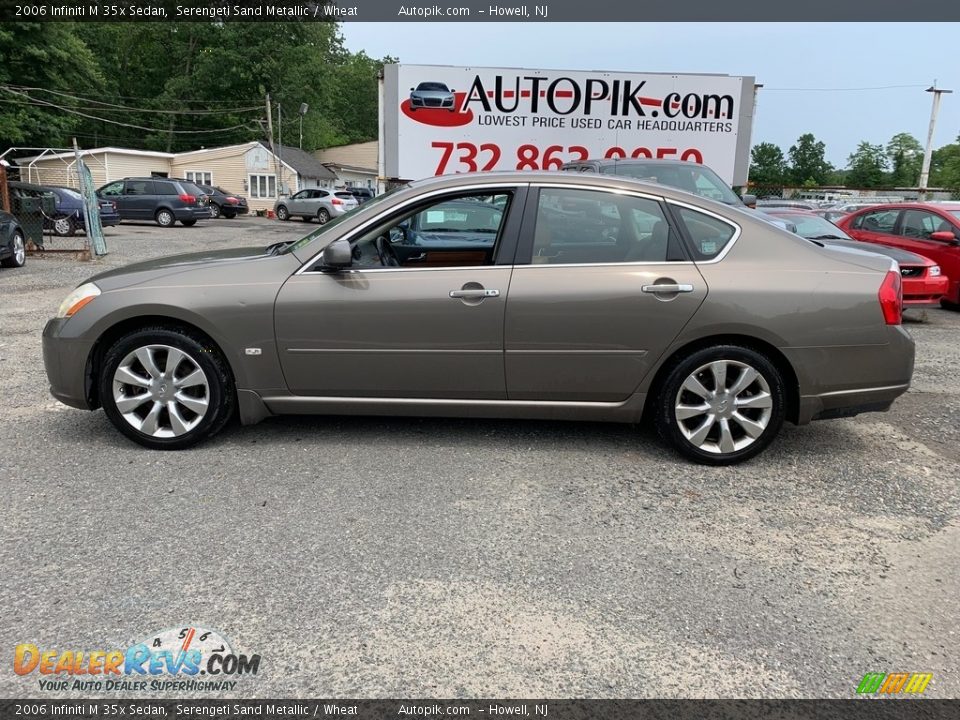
[43,171,915,464]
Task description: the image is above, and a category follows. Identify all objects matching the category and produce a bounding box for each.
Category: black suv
[347,187,376,204]
[560,158,756,208]
[97,177,212,227]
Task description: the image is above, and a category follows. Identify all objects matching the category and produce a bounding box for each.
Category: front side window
[673,206,738,260]
[346,192,512,269]
[249,174,276,199]
[100,181,123,197]
[532,188,677,264]
[124,180,153,195]
[899,210,950,240]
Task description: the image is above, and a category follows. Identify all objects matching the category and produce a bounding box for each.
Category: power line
[4,85,263,115]
[0,88,260,135]
[763,84,928,92]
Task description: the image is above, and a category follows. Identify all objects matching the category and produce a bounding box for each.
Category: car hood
[85,246,297,291]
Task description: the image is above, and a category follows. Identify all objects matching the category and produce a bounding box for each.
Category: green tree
[886,132,923,187]
[846,141,888,188]
[930,135,960,190]
[749,142,787,186]
[787,133,832,185]
[0,22,104,148]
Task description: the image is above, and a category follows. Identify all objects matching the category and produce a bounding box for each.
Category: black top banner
[1,700,960,720]
[2,0,959,21]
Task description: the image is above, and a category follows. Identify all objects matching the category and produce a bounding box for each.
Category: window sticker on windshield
[426,211,445,223]
[700,240,718,255]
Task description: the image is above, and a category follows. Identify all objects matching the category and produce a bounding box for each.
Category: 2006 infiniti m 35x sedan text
[43,171,915,464]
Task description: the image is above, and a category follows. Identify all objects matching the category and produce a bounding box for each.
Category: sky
[340,22,960,168]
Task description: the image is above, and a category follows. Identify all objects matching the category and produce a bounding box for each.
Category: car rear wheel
[208,203,221,219]
[317,208,330,224]
[53,216,76,237]
[223,211,236,219]
[276,205,289,221]
[155,209,175,227]
[181,220,197,227]
[654,345,785,465]
[1,230,26,268]
[99,327,235,450]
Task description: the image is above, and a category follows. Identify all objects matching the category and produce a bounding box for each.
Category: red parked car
[764,209,948,309]
[836,203,960,307]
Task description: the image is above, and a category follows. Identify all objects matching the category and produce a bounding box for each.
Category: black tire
[317,208,330,224]
[276,205,289,221]
[53,216,76,237]
[1,229,26,268]
[654,345,785,465]
[223,211,236,219]
[99,326,236,450]
[155,208,175,227]
[209,203,221,219]
[181,220,197,227]
[940,297,960,311]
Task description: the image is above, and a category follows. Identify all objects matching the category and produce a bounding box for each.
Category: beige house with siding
[16,141,341,212]
[313,141,378,190]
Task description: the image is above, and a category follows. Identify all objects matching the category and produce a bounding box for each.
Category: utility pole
[918,84,952,199]
[277,102,283,196]
[265,93,276,199]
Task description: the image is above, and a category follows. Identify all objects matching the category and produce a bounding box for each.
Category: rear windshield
[334,192,356,200]
[600,163,741,205]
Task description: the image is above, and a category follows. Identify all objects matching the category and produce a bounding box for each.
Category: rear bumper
[173,206,213,221]
[786,325,915,425]
[223,205,249,215]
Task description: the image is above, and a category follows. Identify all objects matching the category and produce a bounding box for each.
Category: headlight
[929,265,942,277]
[56,282,101,318]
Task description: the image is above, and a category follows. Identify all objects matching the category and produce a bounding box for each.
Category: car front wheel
[155,209,175,227]
[655,345,785,465]
[1,230,26,268]
[99,327,236,450]
[276,205,289,221]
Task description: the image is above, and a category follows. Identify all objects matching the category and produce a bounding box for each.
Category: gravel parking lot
[1,216,958,698]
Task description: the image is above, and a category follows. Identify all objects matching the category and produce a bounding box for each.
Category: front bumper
[42,318,96,410]
[902,274,950,307]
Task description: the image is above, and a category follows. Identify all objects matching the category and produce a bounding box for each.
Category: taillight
[331,197,343,206]
[111,201,117,211]
[179,193,196,204]
[878,269,902,325]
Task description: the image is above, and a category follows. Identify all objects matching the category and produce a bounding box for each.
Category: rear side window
[179,182,204,196]
[853,209,898,233]
[673,206,737,260]
[154,181,179,196]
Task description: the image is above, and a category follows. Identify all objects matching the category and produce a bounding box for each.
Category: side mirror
[409,87,415,91]
[741,193,757,209]
[318,239,352,271]
[930,230,957,242]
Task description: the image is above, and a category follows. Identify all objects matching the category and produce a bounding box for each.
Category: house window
[249,174,277,199]
[185,171,212,186]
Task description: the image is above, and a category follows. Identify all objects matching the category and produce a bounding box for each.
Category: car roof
[563,158,697,168]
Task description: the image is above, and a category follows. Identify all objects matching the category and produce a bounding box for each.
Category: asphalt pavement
[1,216,957,698]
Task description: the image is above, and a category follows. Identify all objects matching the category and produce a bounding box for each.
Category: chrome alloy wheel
[13,232,25,265]
[674,360,773,455]
[112,344,210,438]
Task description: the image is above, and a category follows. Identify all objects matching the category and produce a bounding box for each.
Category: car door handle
[641,283,694,294]
[449,288,500,299]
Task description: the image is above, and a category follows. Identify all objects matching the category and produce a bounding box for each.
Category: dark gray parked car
[43,171,914,464]
[0,209,26,268]
[97,177,212,227]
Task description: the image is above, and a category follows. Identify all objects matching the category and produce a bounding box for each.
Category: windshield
[771,213,852,240]
[278,186,402,255]
[416,82,449,92]
[600,163,742,205]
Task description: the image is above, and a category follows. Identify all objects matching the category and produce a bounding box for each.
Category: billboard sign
[382,64,756,186]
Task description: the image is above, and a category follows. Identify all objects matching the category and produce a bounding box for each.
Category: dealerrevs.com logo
[14,626,261,692]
